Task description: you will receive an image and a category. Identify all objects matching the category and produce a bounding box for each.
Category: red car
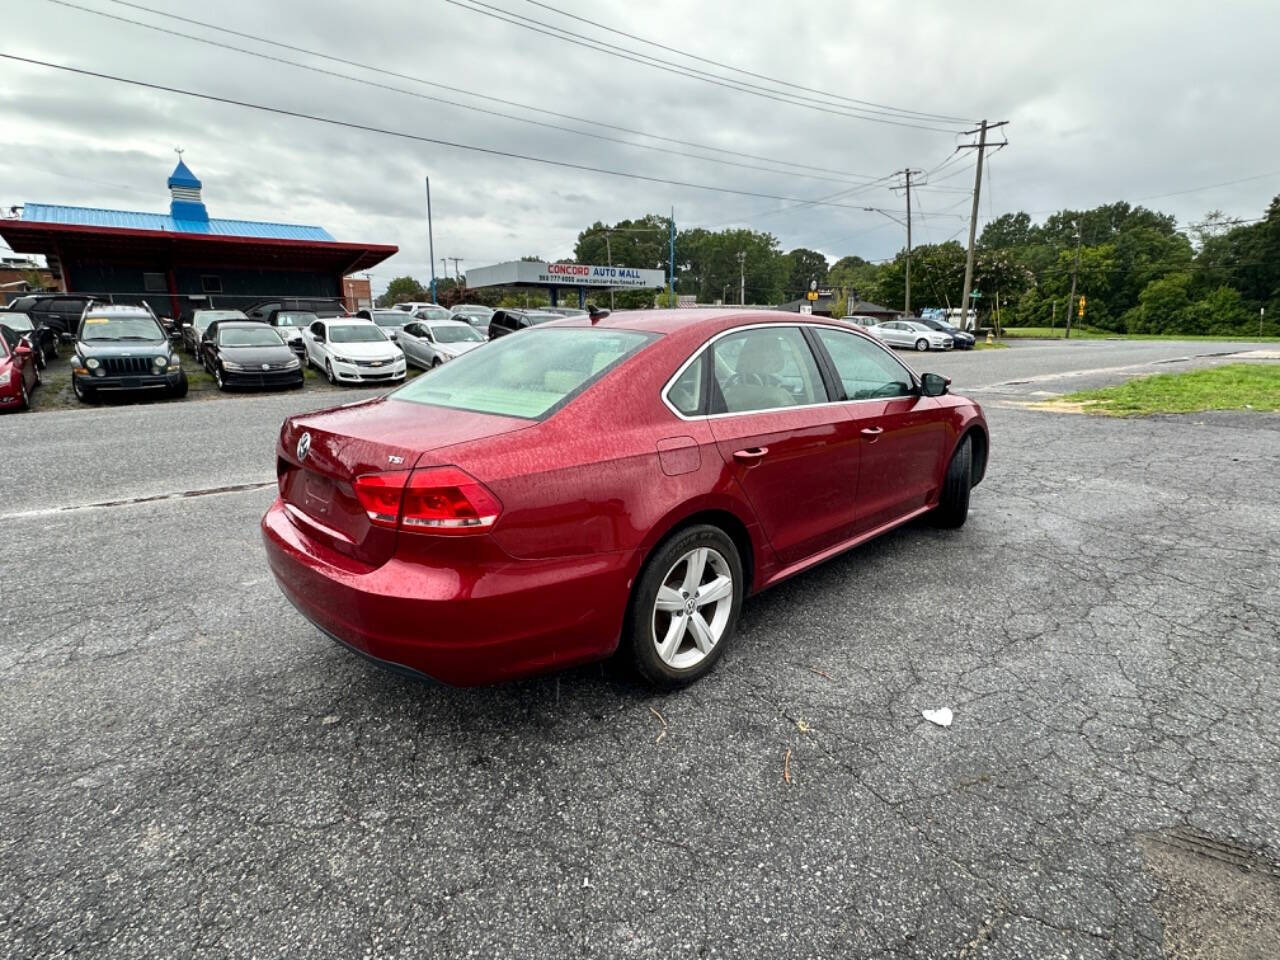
[262,311,988,687]
[0,324,40,412]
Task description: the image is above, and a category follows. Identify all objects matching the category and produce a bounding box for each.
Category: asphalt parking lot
[2,339,1278,958]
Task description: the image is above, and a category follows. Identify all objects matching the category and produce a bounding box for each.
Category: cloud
[1,0,1277,294]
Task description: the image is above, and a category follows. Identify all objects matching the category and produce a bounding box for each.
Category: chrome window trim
[660,320,920,421]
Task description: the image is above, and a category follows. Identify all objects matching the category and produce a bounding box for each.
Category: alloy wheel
[915,338,929,351]
[651,547,734,670]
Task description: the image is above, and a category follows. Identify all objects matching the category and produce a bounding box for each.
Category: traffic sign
[1078,295,1086,318]
[806,290,819,301]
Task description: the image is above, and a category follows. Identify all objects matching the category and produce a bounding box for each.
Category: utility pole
[440,258,449,290]
[891,168,923,316]
[668,206,675,307]
[448,257,464,281]
[957,119,1008,332]
[1064,225,1082,339]
[737,250,746,306]
[425,177,437,304]
[603,231,614,311]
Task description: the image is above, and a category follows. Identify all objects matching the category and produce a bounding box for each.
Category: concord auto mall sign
[465,259,667,291]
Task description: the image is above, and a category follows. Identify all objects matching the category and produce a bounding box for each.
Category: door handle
[860,427,884,436]
[733,446,769,464]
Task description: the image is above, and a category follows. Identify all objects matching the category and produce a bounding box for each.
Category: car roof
[535,308,889,350]
[214,320,271,329]
[422,318,473,327]
[83,304,152,316]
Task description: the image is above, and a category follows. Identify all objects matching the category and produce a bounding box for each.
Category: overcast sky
[1,0,1277,295]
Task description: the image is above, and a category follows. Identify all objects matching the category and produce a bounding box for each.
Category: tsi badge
[296,432,312,461]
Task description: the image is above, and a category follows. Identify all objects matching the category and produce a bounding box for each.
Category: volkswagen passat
[262,311,988,687]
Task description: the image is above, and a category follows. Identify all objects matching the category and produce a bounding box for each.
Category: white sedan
[301,318,406,385]
[873,320,955,352]
[397,318,487,369]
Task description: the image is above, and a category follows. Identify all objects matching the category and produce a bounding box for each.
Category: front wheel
[626,524,744,688]
[931,436,972,528]
[325,359,337,385]
[915,338,930,352]
[214,365,227,391]
[169,372,188,399]
[72,377,96,404]
[431,357,442,368]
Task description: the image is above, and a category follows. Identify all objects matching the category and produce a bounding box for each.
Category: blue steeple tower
[168,154,209,223]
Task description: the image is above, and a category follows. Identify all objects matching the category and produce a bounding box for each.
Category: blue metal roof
[20,202,336,242]
[167,159,202,189]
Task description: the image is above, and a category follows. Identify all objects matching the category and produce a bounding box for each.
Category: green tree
[1124,273,1192,333]
[781,248,829,299]
[376,275,429,307]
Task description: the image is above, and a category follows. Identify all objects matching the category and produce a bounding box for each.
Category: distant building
[343,275,372,313]
[0,159,397,319]
[0,256,58,305]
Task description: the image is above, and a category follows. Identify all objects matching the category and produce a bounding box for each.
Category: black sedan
[201,321,304,391]
[0,310,59,368]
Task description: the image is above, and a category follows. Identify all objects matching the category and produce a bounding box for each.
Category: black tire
[931,436,972,528]
[17,376,30,411]
[214,365,227,391]
[72,377,96,404]
[33,363,42,387]
[431,357,442,368]
[169,372,189,399]
[625,524,744,688]
[325,360,337,385]
[915,338,930,352]
[46,337,59,362]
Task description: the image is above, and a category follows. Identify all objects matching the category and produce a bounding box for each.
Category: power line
[38,0,880,189]
[519,0,973,124]
[444,0,971,133]
[1134,169,1280,202]
[92,0,878,182]
[0,52,939,213]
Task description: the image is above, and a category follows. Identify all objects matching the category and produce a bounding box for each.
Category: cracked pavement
[2,339,1278,958]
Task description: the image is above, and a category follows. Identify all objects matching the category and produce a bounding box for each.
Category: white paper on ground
[922,707,953,727]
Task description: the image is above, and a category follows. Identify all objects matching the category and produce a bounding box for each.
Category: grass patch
[972,341,1009,350]
[1001,326,1280,342]
[1051,363,1280,416]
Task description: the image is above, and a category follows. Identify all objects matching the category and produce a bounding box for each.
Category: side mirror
[920,372,950,397]
[15,342,32,356]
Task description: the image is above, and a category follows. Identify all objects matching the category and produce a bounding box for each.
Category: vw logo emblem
[296,432,312,461]
[261,363,271,370]
[684,597,696,615]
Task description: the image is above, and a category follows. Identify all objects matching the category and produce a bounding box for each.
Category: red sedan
[0,324,40,412]
[262,311,988,687]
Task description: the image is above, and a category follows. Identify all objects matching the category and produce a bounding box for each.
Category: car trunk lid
[277,396,532,565]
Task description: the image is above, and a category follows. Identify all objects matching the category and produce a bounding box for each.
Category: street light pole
[1064,225,1082,340]
[737,250,746,306]
[425,176,437,304]
[604,231,614,311]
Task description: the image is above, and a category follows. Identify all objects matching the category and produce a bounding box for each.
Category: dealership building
[0,159,397,320]
[465,259,666,308]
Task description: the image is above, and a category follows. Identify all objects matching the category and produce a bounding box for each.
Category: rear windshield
[274,312,316,327]
[393,328,654,419]
[371,313,407,327]
[330,324,388,344]
[81,315,163,341]
[220,326,284,347]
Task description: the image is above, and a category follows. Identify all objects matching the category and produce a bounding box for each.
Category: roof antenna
[587,304,610,323]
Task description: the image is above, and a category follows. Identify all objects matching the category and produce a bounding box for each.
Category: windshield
[81,314,163,341]
[220,326,284,347]
[330,324,389,344]
[454,306,490,316]
[418,307,452,321]
[371,313,407,327]
[430,324,485,344]
[2,314,34,332]
[274,312,316,327]
[524,313,559,326]
[918,319,945,331]
[393,328,653,419]
[194,310,246,328]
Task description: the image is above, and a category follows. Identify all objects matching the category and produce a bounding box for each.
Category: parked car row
[839,315,976,351]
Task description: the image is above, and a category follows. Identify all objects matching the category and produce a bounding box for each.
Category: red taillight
[353,466,502,535]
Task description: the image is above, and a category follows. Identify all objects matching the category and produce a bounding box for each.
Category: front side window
[815,328,914,400]
[393,328,654,420]
[711,327,826,414]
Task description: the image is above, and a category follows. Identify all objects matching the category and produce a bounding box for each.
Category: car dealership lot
[2,340,1278,958]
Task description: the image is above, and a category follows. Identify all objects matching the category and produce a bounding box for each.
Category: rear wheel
[931,436,972,528]
[915,338,930,352]
[46,337,59,362]
[626,524,743,688]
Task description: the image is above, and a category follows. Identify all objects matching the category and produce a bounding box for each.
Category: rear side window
[711,327,826,414]
[815,329,914,400]
[393,328,655,420]
[666,354,706,416]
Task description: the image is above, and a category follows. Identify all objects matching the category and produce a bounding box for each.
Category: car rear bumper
[261,497,634,686]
